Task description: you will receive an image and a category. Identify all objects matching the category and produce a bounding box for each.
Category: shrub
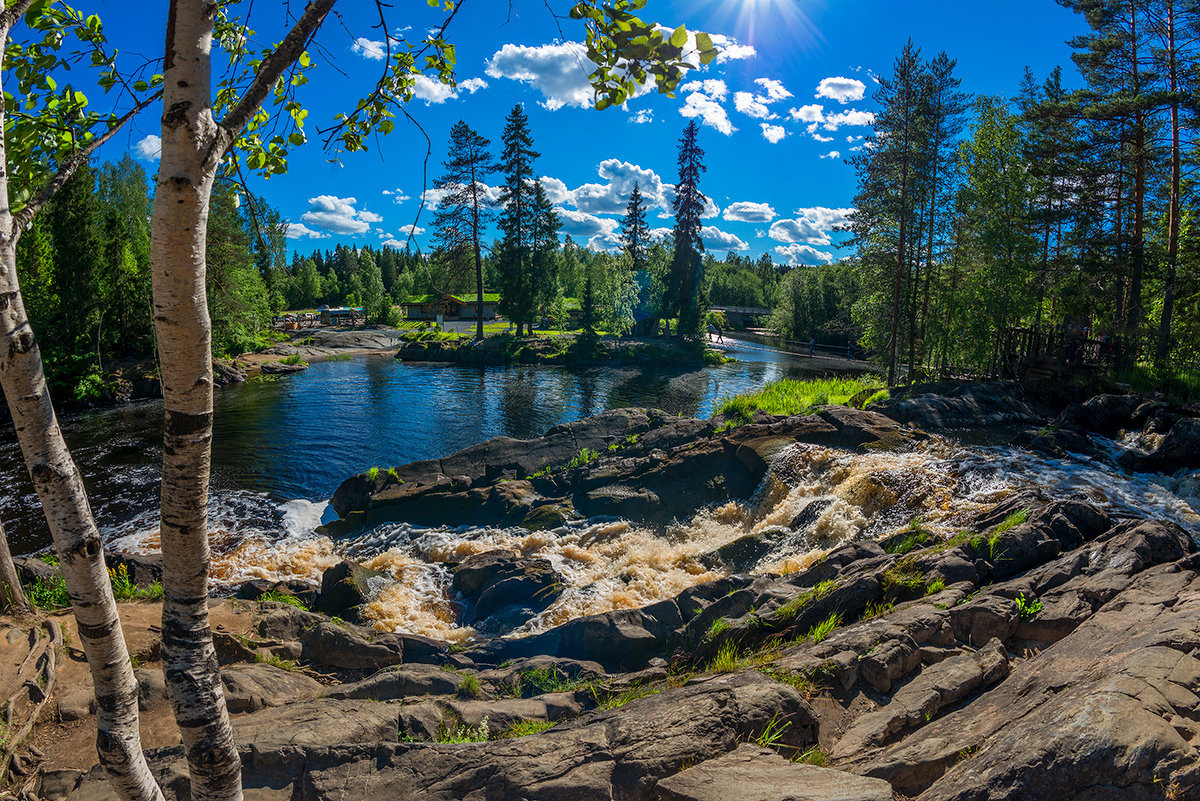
[1015,592,1043,620]
[279,354,308,366]
[566,448,601,470]
[457,673,482,699]
[29,576,70,610]
[432,717,490,743]
[109,564,164,602]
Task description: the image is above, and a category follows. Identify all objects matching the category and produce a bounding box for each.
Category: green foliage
[108,564,163,602]
[28,576,70,610]
[716,377,885,423]
[511,667,589,697]
[886,521,933,555]
[704,618,732,643]
[260,590,307,609]
[708,641,742,673]
[253,651,299,671]
[862,599,895,620]
[367,466,380,482]
[567,448,601,470]
[592,683,659,711]
[279,354,307,366]
[925,578,946,595]
[881,561,927,598]
[793,746,828,766]
[1015,592,1043,620]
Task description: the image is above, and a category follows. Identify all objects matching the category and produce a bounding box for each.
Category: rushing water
[3,341,1198,645]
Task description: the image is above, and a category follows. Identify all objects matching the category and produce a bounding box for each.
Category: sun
[700,0,824,53]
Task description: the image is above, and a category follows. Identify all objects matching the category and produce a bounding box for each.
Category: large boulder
[451,549,563,632]
[315,560,388,620]
[221,664,325,713]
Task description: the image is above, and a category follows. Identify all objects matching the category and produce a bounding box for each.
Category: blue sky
[94,0,1089,265]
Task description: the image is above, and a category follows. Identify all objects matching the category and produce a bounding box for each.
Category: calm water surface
[0,339,825,552]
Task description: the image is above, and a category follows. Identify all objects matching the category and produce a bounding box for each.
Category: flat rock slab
[232,698,399,746]
[656,744,892,801]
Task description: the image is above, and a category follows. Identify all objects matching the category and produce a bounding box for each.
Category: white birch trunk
[151,3,240,799]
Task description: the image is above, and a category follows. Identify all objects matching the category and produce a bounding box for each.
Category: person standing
[809,337,815,356]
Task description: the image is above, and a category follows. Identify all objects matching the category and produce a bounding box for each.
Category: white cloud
[820,151,841,160]
[702,226,749,251]
[816,76,866,104]
[754,78,792,102]
[421,182,504,210]
[734,91,773,120]
[681,90,735,135]
[556,208,619,238]
[588,231,626,252]
[571,159,671,214]
[788,104,824,123]
[411,74,488,104]
[133,134,161,161]
[383,190,412,203]
[351,37,386,60]
[813,133,834,143]
[709,33,757,63]
[775,244,834,265]
[649,227,674,240]
[822,109,875,130]
[299,195,377,236]
[769,218,831,246]
[761,123,786,143]
[680,79,728,101]
[631,109,654,124]
[723,201,776,223]
[396,223,425,238]
[486,42,598,110]
[381,238,405,248]
[286,222,329,240]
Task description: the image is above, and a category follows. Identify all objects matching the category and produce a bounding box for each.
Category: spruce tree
[621,182,650,274]
[431,120,496,339]
[667,121,707,341]
[497,104,541,335]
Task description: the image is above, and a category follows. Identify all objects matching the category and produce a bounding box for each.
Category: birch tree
[2,2,714,800]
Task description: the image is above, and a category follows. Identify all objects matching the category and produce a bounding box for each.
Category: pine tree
[431,120,496,339]
[496,104,541,336]
[667,121,707,341]
[529,179,561,327]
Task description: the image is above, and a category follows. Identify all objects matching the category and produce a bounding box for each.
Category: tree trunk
[152,3,241,799]
[1156,0,1180,365]
[0,246,163,801]
[0,518,29,615]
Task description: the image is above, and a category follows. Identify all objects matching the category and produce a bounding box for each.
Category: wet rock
[1137,416,1200,470]
[875,381,1058,430]
[260,361,308,375]
[655,743,893,801]
[315,560,388,620]
[236,578,320,609]
[1057,392,1142,435]
[520,502,573,531]
[213,358,247,386]
[452,550,563,627]
[220,663,324,713]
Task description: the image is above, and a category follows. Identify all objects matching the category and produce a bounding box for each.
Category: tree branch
[10,89,163,238]
[0,0,38,33]
[218,0,338,146]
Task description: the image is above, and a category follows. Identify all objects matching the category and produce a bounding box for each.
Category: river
[0,338,808,554]
[3,342,1197,644]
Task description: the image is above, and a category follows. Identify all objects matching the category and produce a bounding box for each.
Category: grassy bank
[715,377,887,423]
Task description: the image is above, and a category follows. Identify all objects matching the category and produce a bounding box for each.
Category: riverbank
[18,381,1200,799]
[395,331,728,368]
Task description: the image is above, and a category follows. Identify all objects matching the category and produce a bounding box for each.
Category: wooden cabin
[400,293,501,321]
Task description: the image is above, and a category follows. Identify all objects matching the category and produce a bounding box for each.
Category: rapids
[108,430,1200,643]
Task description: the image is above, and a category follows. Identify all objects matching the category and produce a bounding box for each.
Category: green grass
[862,599,894,620]
[861,388,891,408]
[885,520,933,555]
[592,683,659,711]
[260,590,307,609]
[993,508,1029,534]
[801,612,842,644]
[882,560,927,598]
[775,579,840,622]
[754,712,792,750]
[279,354,308,366]
[758,667,814,698]
[497,720,556,738]
[704,618,732,643]
[511,667,590,697]
[1116,364,1200,403]
[714,377,885,424]
[38,552,58,566]
[708,641,743,673]
[323,353,353,362]
[793,746,828,766]
[253,651,300,671]
[367,466,379,481]
[457,673,482,699]
[925,578,946,595]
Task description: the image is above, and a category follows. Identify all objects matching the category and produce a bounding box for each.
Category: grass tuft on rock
[715,377,885,424]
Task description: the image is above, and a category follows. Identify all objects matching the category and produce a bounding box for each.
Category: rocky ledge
[327,404,916,534]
